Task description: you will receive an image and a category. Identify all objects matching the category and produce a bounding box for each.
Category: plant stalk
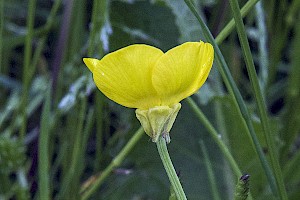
[80,127,144,200]
[20,0,37,138]
[156,136,187,200]
[228,0,288,199]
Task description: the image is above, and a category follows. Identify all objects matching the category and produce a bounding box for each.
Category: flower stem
[156,136,187,200]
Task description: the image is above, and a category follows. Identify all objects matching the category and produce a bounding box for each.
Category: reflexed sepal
[135,103,181,143]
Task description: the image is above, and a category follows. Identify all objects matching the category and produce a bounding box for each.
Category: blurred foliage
[0,0,300,200]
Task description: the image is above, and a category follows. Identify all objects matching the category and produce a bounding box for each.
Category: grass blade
[38,87,52,200]
[227,0,288,198]
[199,140,221,200]
[80,127,144,200]
[20,0,37,138]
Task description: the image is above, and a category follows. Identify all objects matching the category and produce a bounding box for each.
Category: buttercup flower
[83,41,214,142]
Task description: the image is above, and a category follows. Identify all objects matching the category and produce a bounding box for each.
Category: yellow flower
[83,41,214,142]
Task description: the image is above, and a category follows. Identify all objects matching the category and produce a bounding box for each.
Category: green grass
[0,0,300,199]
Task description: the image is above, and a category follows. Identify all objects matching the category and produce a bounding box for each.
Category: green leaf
[165,0,204,43]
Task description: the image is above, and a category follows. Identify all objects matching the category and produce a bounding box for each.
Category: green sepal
[135,103,181,143]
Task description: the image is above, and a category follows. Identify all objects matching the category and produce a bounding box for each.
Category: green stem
[280,16,300,161]
[38,88,51,200]
[20,0,37,138]
[215,0,259,44]
[186,98,241,177]
[3,20,59,48]
[156,136,187,200]
[186,98,253,200]
[228,0,288,199]
[94,93,105,171]
[87,0,107,57]
[87,0,107,172]
[80,127,144,200]
[30,0,61,88]
[87,0,99,56]
[199,140,221,200]
[184,0,278,196]
[56,95,87,199]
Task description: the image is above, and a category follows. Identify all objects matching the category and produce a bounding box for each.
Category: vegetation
[1,0,299,199]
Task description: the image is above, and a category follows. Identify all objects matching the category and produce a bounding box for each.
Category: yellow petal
[83,44,164,109]
[83,57,98,72]
[152,41,214,106]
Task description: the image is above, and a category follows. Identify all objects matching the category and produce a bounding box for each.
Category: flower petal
[152,41,214,106]
[83,57,98,72]
[83,44,164,109]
